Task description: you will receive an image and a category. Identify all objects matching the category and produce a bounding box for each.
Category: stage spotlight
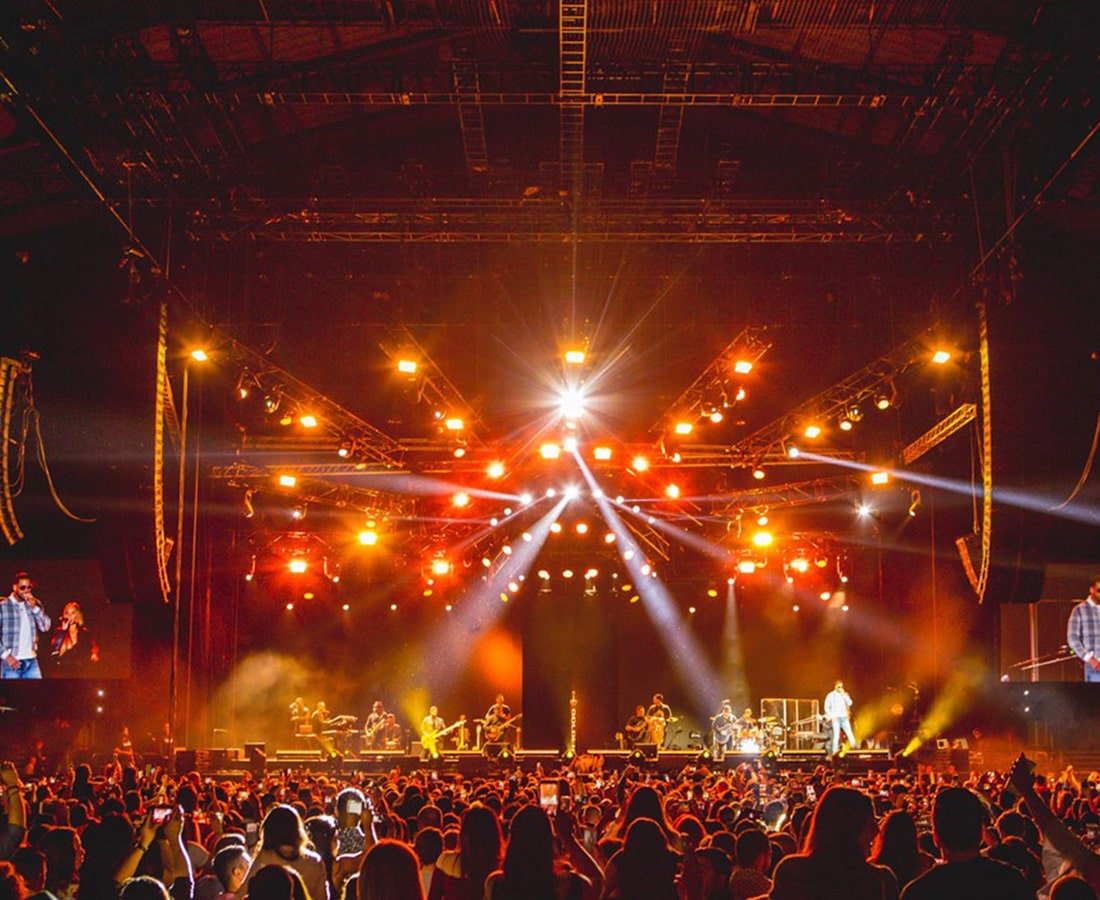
[279,412,293,426]
[550,522,562,533]
[820,591,831,601]
[397,359,418,374]
[563,436,578,453]
[487,461,505,479]
[358,530,378,546]
[737,560,756,574]
[757,514,768,526]
[286,603,294,611]
[870,471,890,485]
[538,569,550,580]
[814,555,828,568]
[562,748,577,764]
[564,349,586,365]
[752,467,766,480]
[665,484,681,500]
[190,348,209,362]
[508,581,520,593]
[540,443,561,460]
[789,558,809,573]
[786,444,800,459]
[709,410,724,424]
[263,394,280,414]
[752,531,773,547]
[839,418,853,432]
[337,440,353,458]
[452,491,470,508]
[804,424,822,439]
[733,360,753,375]
[445,417,464,431]
[431,559,451,576]
[593,446,612,461]
[604,532,616,544]
[288,559,308,574]
[857,503,873,518]
[673,421,693,436]
[576,522,589,535]
[300,414,318,428]
[502,544,513,555]
[875,392,892,410]
[291,504,305,520]
[560,389,585,419]
[631,455,650,472]
[522,532,533,542]
[564,485,580,500]
[698,747,712,763]
[520,493,533,506]
[736,387,747,401]
[630,748,646,764]
[932,349,952,365]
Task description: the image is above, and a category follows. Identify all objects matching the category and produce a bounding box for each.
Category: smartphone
[1088,825,1098,842]
[685,786,695,802]
[245,822,259,847]
[152,806,173,825]
[346,799,363,816]
[539,780,559,816]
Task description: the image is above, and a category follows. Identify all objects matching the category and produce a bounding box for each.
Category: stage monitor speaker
[635,743,658,759]
[173,749,196,774]
[245,742,266,777]
[410,741,425,759]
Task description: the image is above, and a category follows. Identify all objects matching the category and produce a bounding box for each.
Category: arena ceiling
[0,1,1098,588]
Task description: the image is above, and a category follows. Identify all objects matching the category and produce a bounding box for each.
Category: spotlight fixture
[803,424,822,439]
[875,391,893,410]
[752,531,773,547]
[847,404,864,422]
[631,455,650,472]
[452,491,470,508]
[445,417,464,431]
[300,414,318,428]
[733,360,753,375]
[709,410,724,424]
[665,484,681,500]
[358,530,378,546]
[593,446,612,461]
[337,439,353,458]
[870,471,890,485]
[563,435,578,453]
[752,467,766,480]
[278,474,297,487]
[575,522,589,534]
[560,389,585,419]
[673,421,694,436]
[838,418,853,432]
[737,560,756,574]
[564,349,586,365]
[397,359,418,374]
[931,349,952,365]
[540,443,561,460]
[487,461,505,479]
[431,559,451,576]
[263,394,280,414]
[786,444,800,459]
[288,558,308,574]
[190,348,209,362]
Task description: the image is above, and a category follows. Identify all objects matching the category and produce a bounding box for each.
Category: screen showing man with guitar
[420,706,467,756]
[482,693,522,746]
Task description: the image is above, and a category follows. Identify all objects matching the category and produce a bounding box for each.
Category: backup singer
[1067,576,1100,683]
[1,572,52,680]
[825,680,856,755]
[646,693,673,748]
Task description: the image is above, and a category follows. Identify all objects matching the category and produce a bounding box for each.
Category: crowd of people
[1,748,1099,900]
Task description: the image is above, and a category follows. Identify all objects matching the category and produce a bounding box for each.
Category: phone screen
[539,780,559,816]
[346,799,363,816]
[152,806,172,825]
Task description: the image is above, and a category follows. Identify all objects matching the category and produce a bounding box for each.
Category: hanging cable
[1051,409,1100,510]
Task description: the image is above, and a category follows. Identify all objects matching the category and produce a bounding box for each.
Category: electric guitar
[483,712,522,742]
[421,716,466,756]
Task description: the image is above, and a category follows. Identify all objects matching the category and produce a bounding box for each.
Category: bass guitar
[483,712,522,743]
[421,716,466,756]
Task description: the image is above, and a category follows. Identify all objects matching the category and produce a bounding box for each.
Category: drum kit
[722,715,786,754]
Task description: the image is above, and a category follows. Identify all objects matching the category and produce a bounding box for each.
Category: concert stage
[175,745,904,778]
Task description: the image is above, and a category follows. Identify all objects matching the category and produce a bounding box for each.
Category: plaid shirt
[0,595,51,660]
[1068,598,1100,662]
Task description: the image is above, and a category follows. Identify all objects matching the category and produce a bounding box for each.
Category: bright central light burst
[559,388,586,420]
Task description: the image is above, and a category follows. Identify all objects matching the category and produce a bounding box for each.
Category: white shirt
[824,688,852,720]
[13,598,35,659]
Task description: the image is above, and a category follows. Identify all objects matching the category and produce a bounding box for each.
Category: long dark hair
[458,804,501,889]
[870,810,922,886]
[496,805,556,900]
[358,840,423,900]
[803,786,875,862]
[261,805,309,861]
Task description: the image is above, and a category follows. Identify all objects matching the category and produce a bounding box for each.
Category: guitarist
[420,706,466,756]
[646,693,674,748]
[483,693,518,745]
[623,705,648,747]
[711,700,736,756]
[363,700,388,750]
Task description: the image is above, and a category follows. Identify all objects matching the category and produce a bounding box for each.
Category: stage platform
[175,745,905,778]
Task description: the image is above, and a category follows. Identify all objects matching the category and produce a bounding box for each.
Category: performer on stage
[1067,576,1100,683]
[381,713,404,749]
[310,700,342,760]
[420,706,466,755]
[711,700,736,756]
[50,602,99,668]
[364,700,388,749]
[1,572,52,680]
[646,693,674,748]
[624,705,648,747]
[824,680,856,755]
[483,693,520,745]
[289,697,311,736]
